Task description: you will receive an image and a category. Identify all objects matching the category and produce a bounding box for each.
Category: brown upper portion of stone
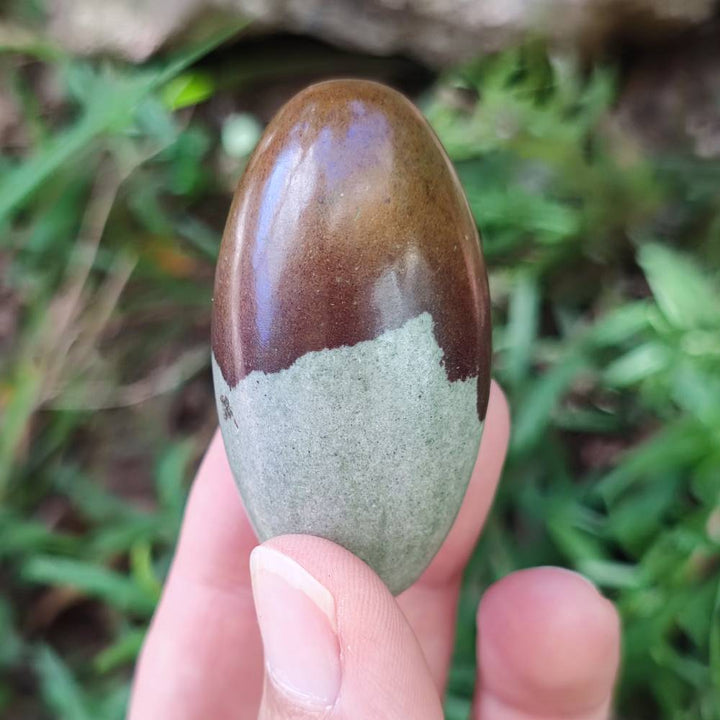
[212,79,492,418]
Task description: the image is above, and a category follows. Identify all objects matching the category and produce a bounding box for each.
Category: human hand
[128,382,620,719]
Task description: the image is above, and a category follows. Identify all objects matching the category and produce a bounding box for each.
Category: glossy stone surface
[212,80,491,593]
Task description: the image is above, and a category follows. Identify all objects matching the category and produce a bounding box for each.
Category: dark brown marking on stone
[220,394,238,428]
[212,80,492,419]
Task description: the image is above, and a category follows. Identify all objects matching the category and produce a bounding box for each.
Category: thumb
[250,536,443,720]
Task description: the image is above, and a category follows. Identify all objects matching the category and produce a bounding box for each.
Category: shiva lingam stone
[212,79,491,594]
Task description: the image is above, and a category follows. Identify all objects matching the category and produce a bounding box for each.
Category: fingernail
[250,546,341,708]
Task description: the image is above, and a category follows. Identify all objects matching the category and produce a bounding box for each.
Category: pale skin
[129,382,621,719]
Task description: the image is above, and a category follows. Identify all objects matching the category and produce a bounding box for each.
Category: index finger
[128,432,263,720]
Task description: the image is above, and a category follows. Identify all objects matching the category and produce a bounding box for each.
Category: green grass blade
[504,270,540,388]
[510,352,588,454]
[0,20,249,225]
[22,556,156,615]
[35,646,92,720]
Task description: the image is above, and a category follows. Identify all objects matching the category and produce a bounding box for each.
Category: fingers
[474,567,621,720]
[253,535,444,720]
[397,380,510,690]
[130,380,512,718]
[128,432,263,720]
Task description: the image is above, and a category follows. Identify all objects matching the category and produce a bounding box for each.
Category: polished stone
[212,79,491,592]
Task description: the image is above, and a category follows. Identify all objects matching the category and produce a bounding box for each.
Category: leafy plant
[1,28,718,720]
[429,49,720,720]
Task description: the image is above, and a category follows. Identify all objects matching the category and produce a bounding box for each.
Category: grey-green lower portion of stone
[212,312,483,594]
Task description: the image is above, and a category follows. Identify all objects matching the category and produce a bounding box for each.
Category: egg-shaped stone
[212,79,491,594]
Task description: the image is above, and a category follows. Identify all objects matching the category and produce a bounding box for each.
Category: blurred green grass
[0,28,719,720]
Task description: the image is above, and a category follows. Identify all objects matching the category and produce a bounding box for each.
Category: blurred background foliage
[0,14,719,720]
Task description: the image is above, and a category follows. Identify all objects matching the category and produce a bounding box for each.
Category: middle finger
[398,381,510,691]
